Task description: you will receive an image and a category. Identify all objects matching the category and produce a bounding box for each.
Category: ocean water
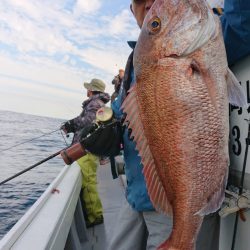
[0,110,72,240]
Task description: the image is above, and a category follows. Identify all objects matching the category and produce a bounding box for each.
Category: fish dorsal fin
[226,68,248,107]
[121,85,172,215]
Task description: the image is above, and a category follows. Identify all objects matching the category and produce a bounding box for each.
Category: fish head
[134,0,216,73]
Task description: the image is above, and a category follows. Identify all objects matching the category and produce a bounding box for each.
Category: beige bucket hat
[83,78,106,92]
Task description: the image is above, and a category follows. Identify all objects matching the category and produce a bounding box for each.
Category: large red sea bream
[122,0,246,249]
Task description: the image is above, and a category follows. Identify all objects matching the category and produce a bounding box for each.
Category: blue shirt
[221,0,250,65]
[112,42,154,211]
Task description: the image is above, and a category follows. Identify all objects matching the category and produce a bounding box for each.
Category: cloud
[0,0,139,118]
[105,9,135,37]
[74,0,102,14]
[78,45,128,75]
[0,0,138,69]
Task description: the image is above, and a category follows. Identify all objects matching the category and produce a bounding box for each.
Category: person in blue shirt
[108,0,250,249]
[221,0,250,66]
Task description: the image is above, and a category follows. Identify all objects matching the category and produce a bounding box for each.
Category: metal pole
[231,121,250,250]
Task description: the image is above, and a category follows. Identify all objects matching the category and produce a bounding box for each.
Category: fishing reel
[80,107,122,157]
[60,107,122,165]
[79,107,115,140]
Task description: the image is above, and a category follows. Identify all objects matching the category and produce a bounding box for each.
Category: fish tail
[157,238,195,250]
[157,206,202,250]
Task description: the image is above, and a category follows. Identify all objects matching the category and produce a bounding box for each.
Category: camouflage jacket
[72,92,110,143]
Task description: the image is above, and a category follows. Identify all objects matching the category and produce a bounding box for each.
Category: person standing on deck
[107,0,250,249]
[61,78,110,228]
[111,69,125,103]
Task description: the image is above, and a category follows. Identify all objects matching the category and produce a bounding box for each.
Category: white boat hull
[0,163,83,250]
[220,55,250,250]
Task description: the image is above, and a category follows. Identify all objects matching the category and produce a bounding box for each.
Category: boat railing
[0,162,85,250]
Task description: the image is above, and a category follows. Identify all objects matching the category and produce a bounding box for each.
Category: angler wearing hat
[61,78,110,228]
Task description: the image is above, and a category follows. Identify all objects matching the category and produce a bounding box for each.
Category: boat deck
[73,162,126,250]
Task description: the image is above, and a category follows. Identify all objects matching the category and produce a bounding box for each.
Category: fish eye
[152,20,159,29]
[148,17,161,33]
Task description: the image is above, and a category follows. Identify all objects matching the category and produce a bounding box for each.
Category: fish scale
[121,0,233,249]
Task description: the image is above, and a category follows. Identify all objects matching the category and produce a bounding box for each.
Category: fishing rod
[0,110,118,186]
[0,150,61,186]
[0,143,86,186]
[231,119,250,250]
[0,129,61,153]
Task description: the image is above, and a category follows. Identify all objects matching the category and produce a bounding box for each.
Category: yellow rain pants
[77,153,103,224]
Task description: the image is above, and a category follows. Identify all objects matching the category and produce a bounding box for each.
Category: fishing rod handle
[60,143,86,165]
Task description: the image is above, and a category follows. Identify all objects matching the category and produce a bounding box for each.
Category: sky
[0,0,139,119]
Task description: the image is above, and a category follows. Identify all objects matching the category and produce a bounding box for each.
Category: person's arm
[62,99,103,134]
[73,101,102,130]
[60,113,96,134]
[60,118,75,133]
[220,0,250,66]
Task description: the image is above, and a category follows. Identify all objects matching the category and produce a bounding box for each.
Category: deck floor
[82,161,126,250]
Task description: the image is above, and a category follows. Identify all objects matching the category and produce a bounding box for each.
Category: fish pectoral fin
[226,68,248,107]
